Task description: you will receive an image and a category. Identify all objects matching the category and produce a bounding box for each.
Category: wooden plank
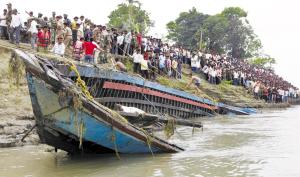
[103,81,217,110]
[74,66,215,106]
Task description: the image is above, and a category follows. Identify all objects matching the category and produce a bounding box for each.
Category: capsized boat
[57,62,256,117]
[14,49,183,154]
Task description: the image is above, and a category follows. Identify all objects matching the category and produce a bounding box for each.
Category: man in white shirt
[10,9,22,46]
[191,53,198,72]
[240,72,245,86]
[0,9,9,40]
[158,53,166,74]
[28,19,38,49]
[200,64,207,81]
[233,71,239,86]
[132,48,143,73]
[206,53,212,60]
[123,30,132,56]
[78,16,85,32]
[116,31,124,54]
[50,36,65,56]
[211,68,217,84]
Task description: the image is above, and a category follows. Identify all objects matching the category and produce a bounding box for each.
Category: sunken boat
[55,60,256,117]
[14,50,183,154]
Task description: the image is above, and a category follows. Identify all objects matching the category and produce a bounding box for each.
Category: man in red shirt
[136,32,142,51]
[82,38,99,63]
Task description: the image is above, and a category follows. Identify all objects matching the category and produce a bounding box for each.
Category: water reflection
[0,106,300,177]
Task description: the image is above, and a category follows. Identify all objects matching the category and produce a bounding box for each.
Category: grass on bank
[0,40,266,108]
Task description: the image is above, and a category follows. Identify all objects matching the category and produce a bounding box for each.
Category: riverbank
[0,47,39,148]
[0,41,293,148]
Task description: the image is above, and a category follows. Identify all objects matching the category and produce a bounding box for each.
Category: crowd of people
[0,3,298,104]
[190,53,299,103]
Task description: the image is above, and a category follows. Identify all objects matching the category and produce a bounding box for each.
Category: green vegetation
[156,73,267,108]
[166,7,262,59]
[249,56,276,69]
[108,0,152,33]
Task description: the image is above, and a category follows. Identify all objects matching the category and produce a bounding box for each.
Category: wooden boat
[56,64,256,117]
[14,49,183,154]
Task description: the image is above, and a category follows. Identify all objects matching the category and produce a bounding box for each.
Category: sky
[1,0,299,88]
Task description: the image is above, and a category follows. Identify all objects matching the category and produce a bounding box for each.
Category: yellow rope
[164,116,176,139]
[67,61,93,100]
[141,128,154,157]
[111,128,121,160]
[79,120,84,149]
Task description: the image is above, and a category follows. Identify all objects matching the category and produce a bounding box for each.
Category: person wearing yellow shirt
[71,16,79,45]
[171,59,178,79]
[140,58,149,79]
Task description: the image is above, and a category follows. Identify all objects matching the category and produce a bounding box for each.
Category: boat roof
[70,65,256,115]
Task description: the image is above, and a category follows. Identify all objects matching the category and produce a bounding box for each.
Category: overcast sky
[1,0,299,88]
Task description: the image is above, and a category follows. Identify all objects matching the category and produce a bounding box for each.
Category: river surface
[1,106,300,177]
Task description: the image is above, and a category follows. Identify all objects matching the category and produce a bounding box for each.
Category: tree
[221,7,247,18]
[108,0,152,33]
[249,55,276,69]
[201,14,228,54]
[221,7,262,58]
[166,7,209,50]
[166,7,262,58]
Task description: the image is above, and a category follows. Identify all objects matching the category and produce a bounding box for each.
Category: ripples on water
[0,106,300,177]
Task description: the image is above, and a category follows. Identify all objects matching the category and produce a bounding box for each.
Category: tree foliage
[108,0,152,33]
[166,7,209,50]
[166,7,262,59]
[249,56,276,68]
[201,14,228,54]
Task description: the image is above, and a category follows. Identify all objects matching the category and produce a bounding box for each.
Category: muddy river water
[1,106,300,177]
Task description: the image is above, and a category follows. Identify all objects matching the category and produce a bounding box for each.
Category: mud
[0,47,39,148]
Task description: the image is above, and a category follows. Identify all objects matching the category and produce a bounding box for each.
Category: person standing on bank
[27,18,38,49]
[10,9,22,47]
[6,3,13,39]
[49,11,57,45]
[63,22,72,48]
[132,48,143,73]
[0,9,9,40]
[123,30,133,56]
[82,38,101,63]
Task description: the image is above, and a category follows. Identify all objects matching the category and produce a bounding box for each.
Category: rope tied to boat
[140,79,178,139]
[140,128,154,157]
[164,116,176,139]
[79,120,84,149]
[67,61,93,100]
[111,127,121,160]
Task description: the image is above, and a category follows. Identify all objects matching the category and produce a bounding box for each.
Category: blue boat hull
[26,72,182,154]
